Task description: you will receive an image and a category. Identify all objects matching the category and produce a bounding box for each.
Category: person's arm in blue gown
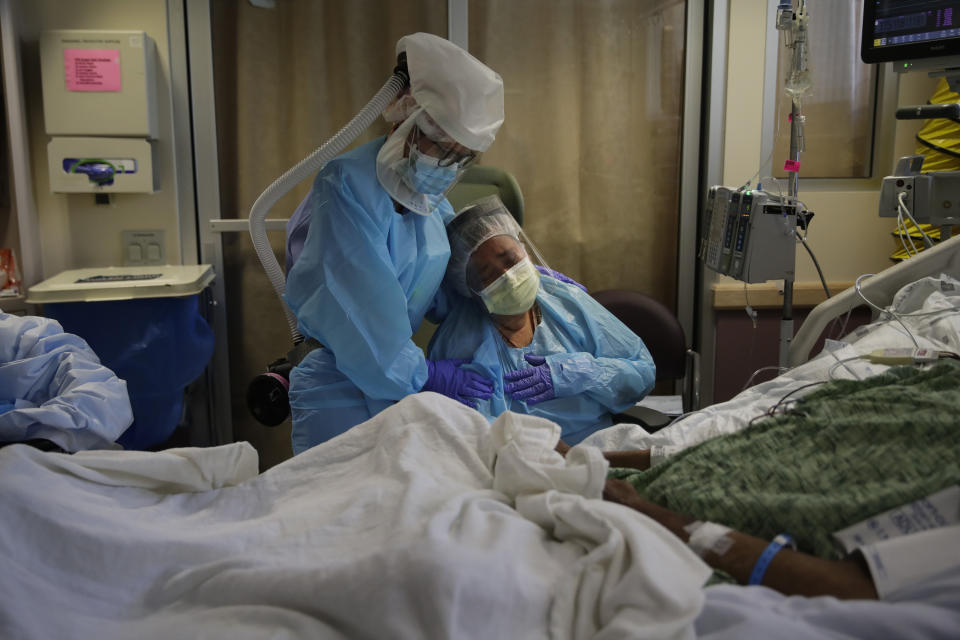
[284,167,433,401]
[540,286,656,413]
[425,281,454,325]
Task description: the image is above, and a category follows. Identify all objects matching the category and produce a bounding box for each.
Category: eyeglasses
[411,126,478,168]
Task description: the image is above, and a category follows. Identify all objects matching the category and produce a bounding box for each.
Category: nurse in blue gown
[427,195,657,445]
[283,33,504,453]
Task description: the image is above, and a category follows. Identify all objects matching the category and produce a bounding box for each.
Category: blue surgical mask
[402,147,459,195]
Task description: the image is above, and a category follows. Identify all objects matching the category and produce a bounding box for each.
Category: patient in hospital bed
[594,357,960,603]
[2,349,957,637]
[428,195,656,444]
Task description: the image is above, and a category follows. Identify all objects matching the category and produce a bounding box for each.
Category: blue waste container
[28,266,215,449]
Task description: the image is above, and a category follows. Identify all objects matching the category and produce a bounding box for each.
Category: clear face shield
[402,123,478,193]
[408,114,479,169]
[377,109,480,216]
[449,196,555,316]
[468,239,537,315]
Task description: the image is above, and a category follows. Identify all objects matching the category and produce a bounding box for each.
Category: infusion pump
[698,186,800,284]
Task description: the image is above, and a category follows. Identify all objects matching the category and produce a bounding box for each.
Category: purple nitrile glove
[423,358,494,409]
[503,354,556,405]
[535,265,587,292]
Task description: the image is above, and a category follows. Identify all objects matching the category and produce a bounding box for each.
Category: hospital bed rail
[789,234,960,367]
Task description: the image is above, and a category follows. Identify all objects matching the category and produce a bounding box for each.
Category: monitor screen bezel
[861,1,960,64]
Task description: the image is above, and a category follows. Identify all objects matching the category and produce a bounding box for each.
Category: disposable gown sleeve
[284,169,430,401]
[544,289,656,413]
[0,313,132,451]
[425,282,455,325]
[285,189,314,273]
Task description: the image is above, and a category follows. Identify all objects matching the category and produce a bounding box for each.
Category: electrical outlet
[122,230,166,266]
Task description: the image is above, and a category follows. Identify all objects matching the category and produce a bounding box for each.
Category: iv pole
[776,0,808,368]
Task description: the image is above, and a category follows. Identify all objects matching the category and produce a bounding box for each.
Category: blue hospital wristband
[748,533,796,586]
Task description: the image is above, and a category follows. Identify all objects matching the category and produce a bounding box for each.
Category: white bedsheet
[695,571,960,640]
[584,274,960,457]
[0,392,709,640]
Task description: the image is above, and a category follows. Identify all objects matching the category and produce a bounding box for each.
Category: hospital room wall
[721,0,936,283]
[708,0,938,400]
[12,0,194,278]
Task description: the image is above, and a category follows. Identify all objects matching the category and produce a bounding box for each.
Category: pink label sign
[64,49,121,92]
[783,159,801,173]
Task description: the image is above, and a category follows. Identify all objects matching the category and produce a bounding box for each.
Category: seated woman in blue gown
[427,195,656,444]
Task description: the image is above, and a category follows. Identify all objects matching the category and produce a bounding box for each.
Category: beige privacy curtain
[212,0,688,467]
[469,0,687,307]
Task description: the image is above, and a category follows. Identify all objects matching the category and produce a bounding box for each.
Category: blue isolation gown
[427,276,656,444]
[284,137,454,454]
[0,312,132,451]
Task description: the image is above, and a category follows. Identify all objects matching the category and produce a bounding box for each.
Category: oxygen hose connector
[247,65,410,345]
[393,51,410,86]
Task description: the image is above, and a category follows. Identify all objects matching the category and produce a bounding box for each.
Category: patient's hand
[602,479,693,540]
[603,450,651,470]
[602,478,639,506]
[555,439,571,457]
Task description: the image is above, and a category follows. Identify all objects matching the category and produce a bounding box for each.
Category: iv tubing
[248,71,409,343]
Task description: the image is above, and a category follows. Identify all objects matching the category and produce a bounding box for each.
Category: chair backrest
[447,165,524,226]
[590,289,687,381]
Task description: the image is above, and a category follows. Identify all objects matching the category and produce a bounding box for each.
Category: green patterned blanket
[612,360,960,558]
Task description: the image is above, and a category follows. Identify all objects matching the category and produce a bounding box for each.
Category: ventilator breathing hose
[248,71,409,344]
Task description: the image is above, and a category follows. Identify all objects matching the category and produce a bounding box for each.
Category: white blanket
[584,274,960,458]
[695,573,960,640]
[0,392,709,639]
